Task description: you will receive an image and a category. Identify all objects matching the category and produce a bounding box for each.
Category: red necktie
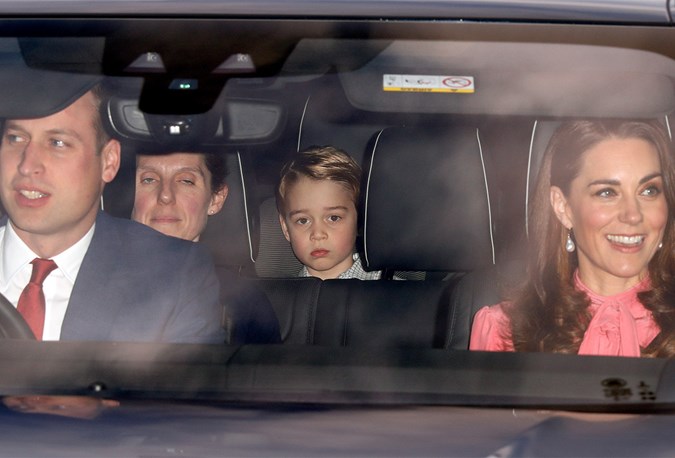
[16,258,57,340]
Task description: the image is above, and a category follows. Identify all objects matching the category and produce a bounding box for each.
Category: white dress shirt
[0,222,95,340]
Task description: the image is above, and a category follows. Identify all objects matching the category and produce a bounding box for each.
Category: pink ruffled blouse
[469,273,661,357]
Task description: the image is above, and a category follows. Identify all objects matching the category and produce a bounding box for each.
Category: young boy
[276,146,381,280]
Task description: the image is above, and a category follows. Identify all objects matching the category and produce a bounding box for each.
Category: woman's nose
[619,196,643,224]
[158,182,175,204]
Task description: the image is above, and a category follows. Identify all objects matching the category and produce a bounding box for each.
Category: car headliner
[0,0,668,23]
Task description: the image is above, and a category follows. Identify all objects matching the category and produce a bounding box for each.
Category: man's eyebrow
[4,123,84,142]
[46,128,84,142]
[3,121,27,133]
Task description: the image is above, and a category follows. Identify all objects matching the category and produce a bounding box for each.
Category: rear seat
[105,113,503,348]
[192,152,272,342]
[258,277,321,344]
[313,279,458,347]
[255,84,387,279]
[258,123,500,349]
[200,151,260,277]
[360,124,494,273]
[102,146,264,342]
[103,89,500,348]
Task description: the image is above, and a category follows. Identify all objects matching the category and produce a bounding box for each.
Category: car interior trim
[476,128,496,265]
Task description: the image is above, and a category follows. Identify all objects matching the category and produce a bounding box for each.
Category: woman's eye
[595,188,616,198]
[140,177,157,184]
[641,185,661,197]
[179,179,195,185]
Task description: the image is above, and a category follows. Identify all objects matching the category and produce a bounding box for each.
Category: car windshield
[2,1,675,455]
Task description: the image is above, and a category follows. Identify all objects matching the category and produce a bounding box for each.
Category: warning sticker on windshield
[383,74,475,93]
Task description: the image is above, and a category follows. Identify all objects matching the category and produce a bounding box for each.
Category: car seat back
[361,124,495,272]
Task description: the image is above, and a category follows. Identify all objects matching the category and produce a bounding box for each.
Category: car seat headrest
[361,125,494,272]
[103,150,258,274]
[525,120,561,235]
[200,152,259,273]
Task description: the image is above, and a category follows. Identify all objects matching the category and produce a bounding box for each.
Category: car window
[1,2,675,455]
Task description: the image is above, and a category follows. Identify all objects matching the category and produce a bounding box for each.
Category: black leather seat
[200,151,260,276]
[360,124,494,273]
[325,124,497,349]
[258,124,500,349]
[254,80,387,279]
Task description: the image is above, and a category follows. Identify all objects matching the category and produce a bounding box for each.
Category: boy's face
[279,176,357,279]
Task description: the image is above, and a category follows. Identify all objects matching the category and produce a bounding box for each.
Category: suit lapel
[60,212,123,341]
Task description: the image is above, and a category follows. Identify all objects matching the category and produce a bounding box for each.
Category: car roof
[0,0,669,23]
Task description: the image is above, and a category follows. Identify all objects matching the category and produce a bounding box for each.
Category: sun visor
[0,58,101,119]
[338,41,675,117]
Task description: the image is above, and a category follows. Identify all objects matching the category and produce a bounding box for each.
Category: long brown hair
[507,119,675,356]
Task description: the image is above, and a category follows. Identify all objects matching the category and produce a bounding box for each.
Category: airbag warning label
[383,74,475,93]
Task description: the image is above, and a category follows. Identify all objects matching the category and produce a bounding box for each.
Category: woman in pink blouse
[470,119,675,357]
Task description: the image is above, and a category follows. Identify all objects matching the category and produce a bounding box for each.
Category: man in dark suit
[0,84,225,343]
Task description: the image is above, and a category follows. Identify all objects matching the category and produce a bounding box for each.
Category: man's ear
[550,185,573,229]
[278,214,291,242]
[208,185,229,216]
[101,139,121,184]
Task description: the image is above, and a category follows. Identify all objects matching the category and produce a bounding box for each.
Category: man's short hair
[89,83,112,154]
[276,145,361,214]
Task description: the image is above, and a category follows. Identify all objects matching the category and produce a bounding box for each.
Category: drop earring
[565,230,575,253]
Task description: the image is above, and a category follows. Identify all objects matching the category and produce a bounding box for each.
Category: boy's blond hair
[276,146,361,214]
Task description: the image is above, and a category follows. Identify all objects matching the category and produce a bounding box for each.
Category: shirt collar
[574,270,651,317]
[2,222,96,284]
[299,252,359,278]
